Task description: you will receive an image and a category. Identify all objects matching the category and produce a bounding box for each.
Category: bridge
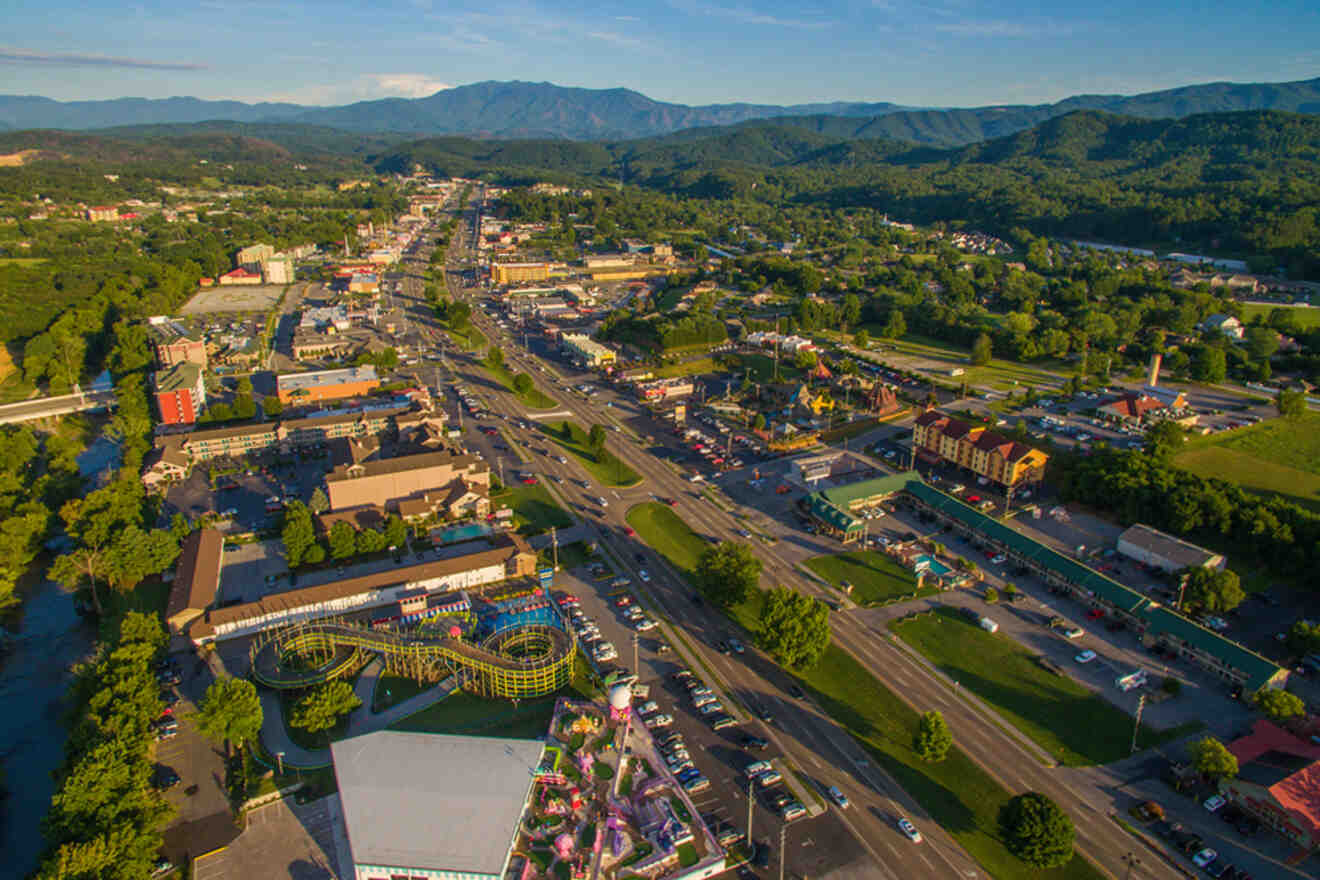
[0,389,118,426]
[249,617,577,699]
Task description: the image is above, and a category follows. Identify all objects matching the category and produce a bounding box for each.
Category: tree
[105,526,179,591]
[1144,420,1186,459]
[356,527,386,555]
[236,376,254,395]
[49,482,143,614]
[588,424,608,456]
[970,332,993,366]
[794,348,818,370]
[757,587,830,670]
[853,329,870,349]
[1245,326,1280,361]
[289,681,361,734]
[695,542,762,608]
[1002,583,1018,602]
[882,309,906,339]
[1182,567,1244,614]
[983,586,999,604]
[512,373,534,395]
[232,393,257,420]
[195,677,263,752]
[205,402,233,423]
[1253,688,1305,723]
[1286,620,1320,656]
[280,501,317,567]
[1276,389,1306,420]
[329,521,357,560]
[384,515,408,550]
[1191,345,1227,383]
[308,487,329,514]
[752,413,767,431]
[999,792,1075,868]
[911,709,953,762]
[1190,736,1239,781]
[263,395,283,417]
[485,346,504,369]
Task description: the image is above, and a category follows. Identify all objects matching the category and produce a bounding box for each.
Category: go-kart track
[249,617,577,699]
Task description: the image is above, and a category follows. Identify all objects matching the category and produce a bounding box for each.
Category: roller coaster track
[250,619,577,699]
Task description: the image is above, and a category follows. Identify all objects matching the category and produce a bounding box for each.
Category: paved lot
[193,795,347,880]
[182,284,287,315]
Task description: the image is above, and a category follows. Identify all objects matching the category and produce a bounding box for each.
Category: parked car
[897,817,923,843]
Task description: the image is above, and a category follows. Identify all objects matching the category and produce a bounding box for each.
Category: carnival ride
[249,614,576,699]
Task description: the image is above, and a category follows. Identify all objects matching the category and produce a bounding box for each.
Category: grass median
[492,483,573,535]
[626,504,1105,880]
[891,607,1200,766]
[483,360,558,410]
[540,420,642,488]
[805,550,938,606]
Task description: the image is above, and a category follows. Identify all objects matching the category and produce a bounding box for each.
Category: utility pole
[745,776,755,845]
[551,526,559,570]
[632,631,639,678]
[1130,693,1146,754]
[778,821,788,880]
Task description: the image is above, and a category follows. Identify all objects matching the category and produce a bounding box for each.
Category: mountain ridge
[2,76,1320,145]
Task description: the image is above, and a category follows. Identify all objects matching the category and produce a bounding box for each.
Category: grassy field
[485,361,557,409]
[390,690,563,739]
[0,257,48,266]
[805,550,937,606]
[1175,413,1320,512]
[492,483,573,535]
[372,673,433,713]
[892,608,1198,766]
[628,507,1103,880]
[540,420,642,487]
[736,352,804,382]
[1240,303,1320,327]
[866,333,1068,391]
[444,323,487,351]
[654,357,717,379]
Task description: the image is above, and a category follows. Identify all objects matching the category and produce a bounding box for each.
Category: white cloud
[586,30,646,49]
[0,47,206,70]
[670,1,833,30]
[935,19,1072,37]
[369,73,453,98]
[265,73,453,106]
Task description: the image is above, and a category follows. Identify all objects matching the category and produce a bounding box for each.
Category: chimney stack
[1148,352,1162,388]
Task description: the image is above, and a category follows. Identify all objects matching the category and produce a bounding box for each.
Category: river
[0,571,97,876]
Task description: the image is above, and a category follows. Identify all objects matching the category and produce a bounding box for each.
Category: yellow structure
[912,408,1048,488]
[491,262,552,285]
[250,618,576,700]
[587,265,678,282]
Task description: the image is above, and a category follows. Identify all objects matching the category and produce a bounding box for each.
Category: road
[0,388,117,425]
[412,194,1189,879]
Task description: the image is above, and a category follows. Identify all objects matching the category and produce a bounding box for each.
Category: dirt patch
[0,347,16,381]
[0,150,43,167]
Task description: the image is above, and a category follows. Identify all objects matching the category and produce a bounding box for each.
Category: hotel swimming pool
[913,554,952,576]
[432,522,494,545]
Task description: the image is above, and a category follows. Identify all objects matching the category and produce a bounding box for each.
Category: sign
[537,567,555,588]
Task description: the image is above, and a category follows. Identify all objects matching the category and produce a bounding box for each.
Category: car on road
[737,528,752,538]
[788,684,806,699]
[155,770,181,789]
[1074,650,1097,664]
[897,817,923,843]
[614,594,633,607]
[596,496,609,507]
[742,734,769,750]
[827,785,850,808]
[728,638,745,654]
[639,570,651,582]
[664,497,678,507]
[624,526,636,537]
[1192,848,1218,869]
[1203,795,1227,813]
[1062,627,1085,639]
[990,554,1007,564]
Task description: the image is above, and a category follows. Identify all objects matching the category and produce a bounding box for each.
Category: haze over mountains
[3,76,1320,146]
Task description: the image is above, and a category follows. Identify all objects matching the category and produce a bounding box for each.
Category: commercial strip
[559,332,617,368]
[276,365,381,405]
[189,532,537,643]
[331,731,544,880]
[806,472,1286,693]
[1220,720,1320,850]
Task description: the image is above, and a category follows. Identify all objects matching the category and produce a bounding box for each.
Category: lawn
[492,484,573,535]
[1240,303,1320,327]
[654,357,716,379]
[891,608,1197,766]
[630,511,1105,880]
[539,421,642,488]
[735,352,804,382]
[485,360,558,410]
[870,334,1067,391]
[821,417,884,444]
[805,550,936,606]
[1175,413,1320,512]
[545,539,596,571]
[443,322,487,351]
[372,673,434,713]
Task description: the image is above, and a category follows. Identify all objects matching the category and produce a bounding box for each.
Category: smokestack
[1148,352,1162,388]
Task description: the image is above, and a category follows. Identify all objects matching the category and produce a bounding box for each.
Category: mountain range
[3,76,1320,146]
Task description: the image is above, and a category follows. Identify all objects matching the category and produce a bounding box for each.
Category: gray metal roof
[331,731,544,876]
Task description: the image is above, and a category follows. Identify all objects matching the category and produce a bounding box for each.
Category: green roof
[807,494,863,534]
[809,473,1283,691]
[156,361,202,393]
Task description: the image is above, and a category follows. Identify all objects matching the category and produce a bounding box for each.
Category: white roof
[277,365,378,392]
[331,731,544,876]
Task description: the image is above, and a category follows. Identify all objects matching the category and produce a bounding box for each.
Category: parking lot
[192,795,347,880]
[555,567,872,879]
[160,450,327,534]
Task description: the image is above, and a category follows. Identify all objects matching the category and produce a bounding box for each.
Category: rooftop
[165,528,222,621]
[331,731,543,876]
[1118,523,1223,569]
[277,365,379,392]
[155,361,202,393]
[327,449,486,483]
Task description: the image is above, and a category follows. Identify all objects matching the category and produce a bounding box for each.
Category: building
[1221,720,1320,850]
[261,254,294,284]
[326,448,490,514]
[911,409,1048,488]
[805,472,1287,692]
[558,333,615,368]
[217,268,262,286]
[1117,524,1226,572]
[277,366,380,406]
[1202,314,1246,340]
[147,316,207,369]
[491,262,551,285]
[331,731,544,880]
[153,361,206,425]
[636,378,695,403]
[140,441,191,491]
[189,533,536,642]
[165,529,222,636]
[236,243,276,271]
[1102,392,1167,423]
[86,206,119,221]
[292,331,354,361]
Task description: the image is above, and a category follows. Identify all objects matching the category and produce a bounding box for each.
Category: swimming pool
[913,554,952,577]
[432,522,494,545]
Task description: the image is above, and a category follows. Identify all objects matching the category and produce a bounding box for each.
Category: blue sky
[2,0,1318,107]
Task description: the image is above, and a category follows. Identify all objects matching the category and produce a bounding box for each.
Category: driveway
[192,795,348,880]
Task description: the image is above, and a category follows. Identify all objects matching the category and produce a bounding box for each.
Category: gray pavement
[192,794,347,880]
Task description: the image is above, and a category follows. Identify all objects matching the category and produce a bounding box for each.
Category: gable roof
[166,529,222,622]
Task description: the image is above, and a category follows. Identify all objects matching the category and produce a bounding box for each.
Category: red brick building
[1222,719,1320,850]
[154,362,206,425]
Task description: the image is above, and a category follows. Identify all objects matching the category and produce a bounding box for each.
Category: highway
[400,194,1184,879]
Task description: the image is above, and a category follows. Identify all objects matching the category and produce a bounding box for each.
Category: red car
[665,497,678,507]
[614,595,633,607]
[1086,608,1105,620]
[624,526,636,537]
[521,476,538,485]
[967,494,982,503]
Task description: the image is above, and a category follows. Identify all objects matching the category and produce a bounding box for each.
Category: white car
[643,713,674,729]
[637,701,660,716]
[1191,848,1218,869]
[1063,627,1085,639]
[1074,650,1097,664]
[897,818,923,843]
[596,496,609,507]
[639,570,651,582]
[692,693,718,708]
[1203,795,1227,813]
[633,618,657,632]
[990,554,1007,565]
